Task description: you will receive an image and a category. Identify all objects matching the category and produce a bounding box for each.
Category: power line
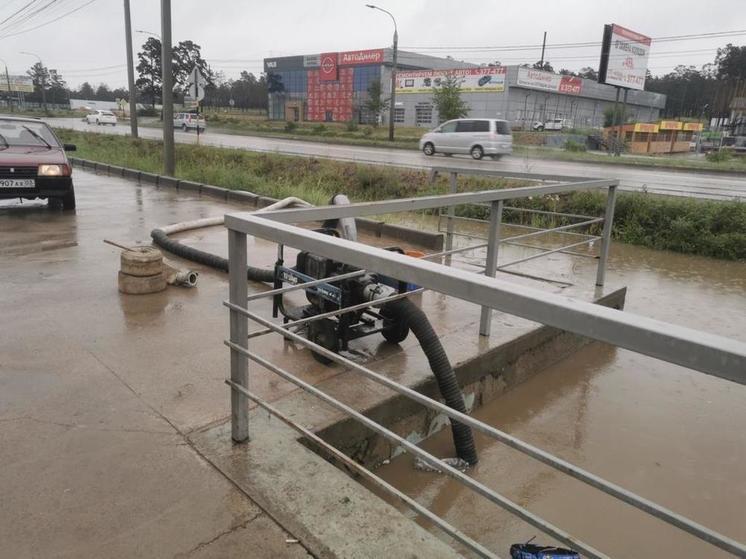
[0,0,98,40]
[0,0,41,27]
[402,29,746,52]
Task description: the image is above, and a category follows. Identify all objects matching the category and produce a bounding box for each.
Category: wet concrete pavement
[375,243,746,558]
[46,117,746,201]
[0,172,318,558]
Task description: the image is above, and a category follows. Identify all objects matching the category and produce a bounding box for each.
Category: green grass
[56,129,523,207]
[57,129,746,261]
[513,145,746,173]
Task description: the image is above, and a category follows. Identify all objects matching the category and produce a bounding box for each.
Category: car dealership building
[264,48,666,129]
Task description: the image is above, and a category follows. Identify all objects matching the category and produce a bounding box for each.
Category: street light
[136,29,161,39]
[366,4,397,141]
[20,50,46,113]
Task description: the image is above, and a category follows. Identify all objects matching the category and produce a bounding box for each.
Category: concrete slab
[190,414,460,559]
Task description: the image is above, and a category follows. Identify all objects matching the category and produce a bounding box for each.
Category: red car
[0,116,77,209]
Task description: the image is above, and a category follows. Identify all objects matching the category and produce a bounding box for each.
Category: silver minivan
[419,118,512,160]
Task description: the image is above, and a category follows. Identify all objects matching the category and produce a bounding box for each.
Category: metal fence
[223,170,746,558]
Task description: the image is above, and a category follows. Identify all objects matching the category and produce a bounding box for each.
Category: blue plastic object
[509,543,580,559]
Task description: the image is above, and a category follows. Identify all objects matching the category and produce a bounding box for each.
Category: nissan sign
[319,52,338,81]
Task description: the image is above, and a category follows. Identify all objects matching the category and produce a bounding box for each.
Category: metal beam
[224,214,746,384]
[241,179,617,224]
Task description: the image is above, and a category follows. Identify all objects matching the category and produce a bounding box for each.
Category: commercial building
[264,48,666,129]
[606,120,703,154]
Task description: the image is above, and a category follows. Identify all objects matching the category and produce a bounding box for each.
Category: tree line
[14,40,746,122]
[19,38,268,111]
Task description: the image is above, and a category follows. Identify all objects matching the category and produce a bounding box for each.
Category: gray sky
[1,0,745,89]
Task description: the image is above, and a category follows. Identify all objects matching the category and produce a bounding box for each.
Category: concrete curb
[69,157,444,248]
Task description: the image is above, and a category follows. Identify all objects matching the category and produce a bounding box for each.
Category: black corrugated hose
[150,228,275,283]
[382,297,479,465]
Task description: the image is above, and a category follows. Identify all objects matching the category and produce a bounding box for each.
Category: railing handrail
[238,178,618,224]
[225,213,746,384]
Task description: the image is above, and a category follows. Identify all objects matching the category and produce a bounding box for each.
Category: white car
[533,118,570,131]
[419,118,512,160]
[174,112,206,132]
[86,110,117,126]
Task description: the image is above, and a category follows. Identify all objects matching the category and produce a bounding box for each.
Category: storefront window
[393,108,405,123]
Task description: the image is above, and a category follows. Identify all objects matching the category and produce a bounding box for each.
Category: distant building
[263,48,666,128]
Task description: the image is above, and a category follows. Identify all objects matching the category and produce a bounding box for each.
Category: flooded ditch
[368,222,746,558]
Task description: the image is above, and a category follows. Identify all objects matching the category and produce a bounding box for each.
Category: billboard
[598,24,651,90]
[319,52,338,81]
[306,67,353,121]
[0,75,34,93]
[633,123,659,133]
[339,49,384,66]
[659,120,683,131]
[396,67,506,94]
[516,68,583,95]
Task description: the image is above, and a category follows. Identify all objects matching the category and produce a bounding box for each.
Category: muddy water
[375,240,746,558]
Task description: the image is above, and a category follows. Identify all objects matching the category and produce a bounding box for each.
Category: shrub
[706,149,731,163]
[284,121,297,132]
[137,107,159,117]
[564,139,587,152]
[362,126,373,137]
[312,123,326,134]
[345,119,359,132]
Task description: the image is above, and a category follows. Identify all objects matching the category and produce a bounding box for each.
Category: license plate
[0,179,35,188]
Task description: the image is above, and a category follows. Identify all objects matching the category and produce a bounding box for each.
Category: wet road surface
[46,117,746,201]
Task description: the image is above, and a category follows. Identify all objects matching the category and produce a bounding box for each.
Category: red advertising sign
[339,49,384,66]
[319,52,338,81]
[306,67,353,121]
[559,76,582,94]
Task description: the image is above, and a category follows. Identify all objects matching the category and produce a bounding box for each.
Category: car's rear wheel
[422,142,435,156]
[471,145,484,160]
[181,123,188,132]
[61,186,76,210]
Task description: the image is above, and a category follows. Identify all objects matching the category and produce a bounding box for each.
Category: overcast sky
[1,0,745,89]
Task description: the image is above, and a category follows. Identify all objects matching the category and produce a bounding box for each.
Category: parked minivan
[419,119,512,160]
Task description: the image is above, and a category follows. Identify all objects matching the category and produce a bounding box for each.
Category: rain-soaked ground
[374,228,746,558]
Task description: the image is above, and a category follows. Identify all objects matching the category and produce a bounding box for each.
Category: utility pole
[539,31,547,68]
[0,60,13,112]
[389,27,398,141]
[161,0,175,176]
[123,0,138,137]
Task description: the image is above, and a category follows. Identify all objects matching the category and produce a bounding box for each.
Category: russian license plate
[0,179,34,188]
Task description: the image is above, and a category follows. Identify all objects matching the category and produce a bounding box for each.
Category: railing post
[228,228,249,442]
[444,171,458,266]
[479,200,503,336]
[595,184,617,287]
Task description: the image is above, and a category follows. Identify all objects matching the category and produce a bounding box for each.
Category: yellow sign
[659,120,683,130]
[683,122,703,131]
[633,123,659,133]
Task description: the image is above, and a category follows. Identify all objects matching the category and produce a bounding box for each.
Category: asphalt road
[47,117,746,200]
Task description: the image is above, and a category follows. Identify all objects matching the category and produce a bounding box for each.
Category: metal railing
[223,173,746,558]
